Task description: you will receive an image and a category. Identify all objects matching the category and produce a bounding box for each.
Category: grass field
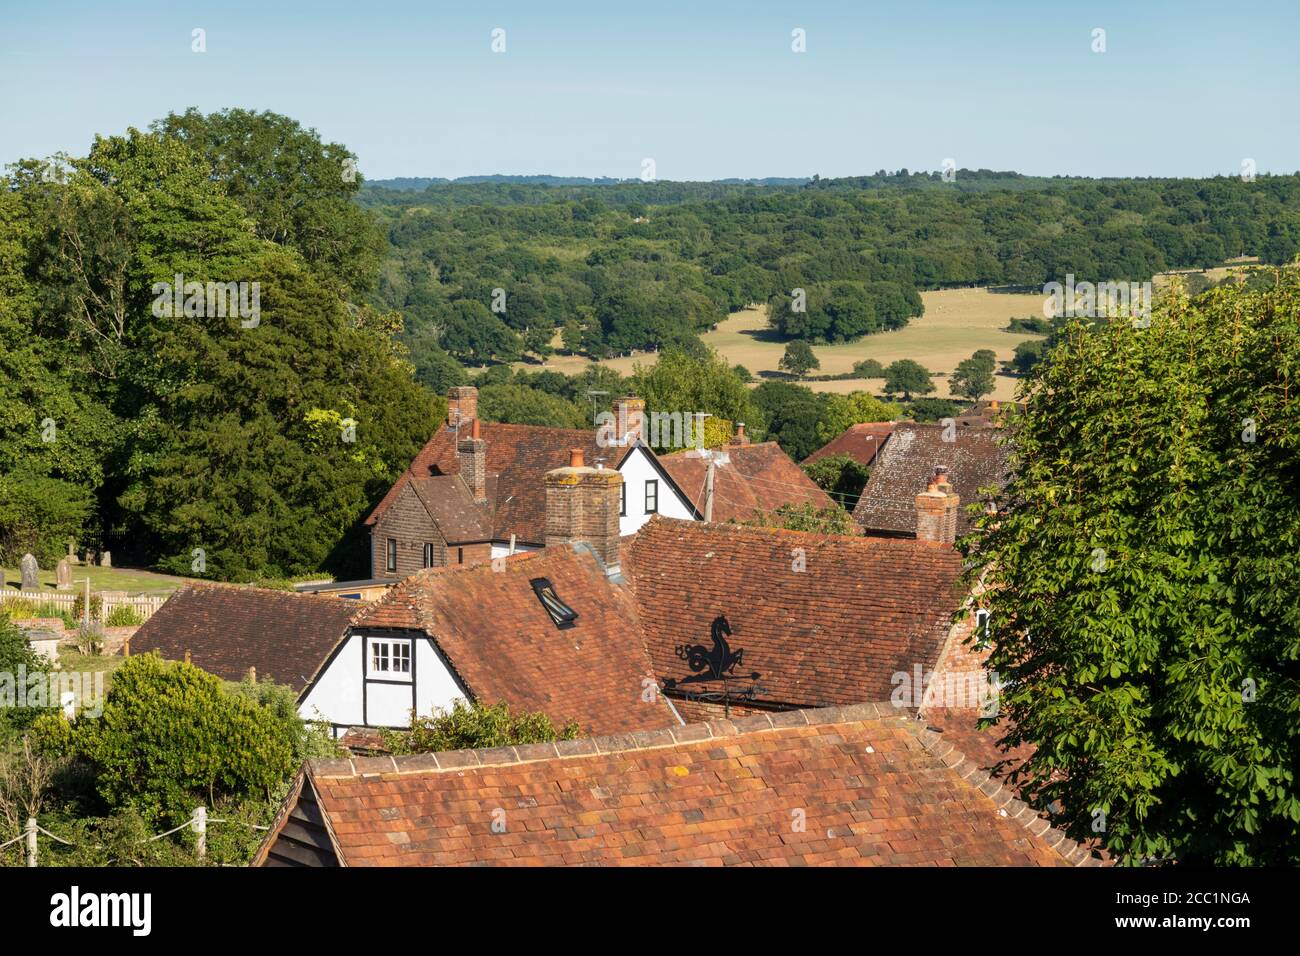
[0,564,194,596]
[529,286,1046,402]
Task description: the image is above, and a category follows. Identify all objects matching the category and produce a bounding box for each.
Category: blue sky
[2,0,1297,181]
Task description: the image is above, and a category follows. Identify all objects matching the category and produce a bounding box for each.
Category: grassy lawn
[57,648,126,678]
[526,287,1047,402]
[0,563,196,596]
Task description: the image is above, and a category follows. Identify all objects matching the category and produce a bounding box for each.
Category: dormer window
[530,577,578,629]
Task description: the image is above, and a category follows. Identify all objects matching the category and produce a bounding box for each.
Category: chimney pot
[612,396,646,446]
[457,418,488,502]
[447,386,478,429]
[916,468,960,545]
[544,456,622,570]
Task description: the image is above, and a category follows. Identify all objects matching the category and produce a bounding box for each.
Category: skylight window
[530,577,578,629]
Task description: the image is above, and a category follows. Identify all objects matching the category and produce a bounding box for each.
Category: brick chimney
[915,466,960,545]
[730,422,750,445]
[612,396,646,446]
[447,386,478,430]
[544,448,623,570]
[457,418,487,502]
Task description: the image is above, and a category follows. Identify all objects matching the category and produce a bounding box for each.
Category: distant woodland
[362,168,1300,377]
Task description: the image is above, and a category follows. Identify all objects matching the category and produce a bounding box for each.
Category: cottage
[364,387,832,579]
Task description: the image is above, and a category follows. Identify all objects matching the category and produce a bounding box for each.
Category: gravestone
[67,539,79,565]
[56,558,72,590]
[19,553,39,592]
[100,550,112,568]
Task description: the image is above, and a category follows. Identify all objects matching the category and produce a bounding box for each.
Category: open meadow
[528,286,1047,402]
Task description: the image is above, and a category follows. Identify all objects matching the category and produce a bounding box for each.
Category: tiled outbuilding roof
[852,423,1011,536]
[657,441,836,522]
[254,703,1103,867]
[803,422,896,466]
[129,584,360,692]
[622,516,966,709]
[351,545,677,736]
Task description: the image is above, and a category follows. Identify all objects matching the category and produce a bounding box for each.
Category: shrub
[104,606,144,627]
[74,623,105,656]
[383,700,580,755]
[71,593,103,623]
[1007,316,1053,334]
[55,654,298,824]
[0,598,37,619]
[743,502,858,535]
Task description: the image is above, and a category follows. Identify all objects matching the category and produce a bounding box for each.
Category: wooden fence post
[25,817,37,868]
[193,806,206,860]
[82,578,91,625]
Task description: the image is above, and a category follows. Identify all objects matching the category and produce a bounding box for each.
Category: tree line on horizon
[364,167,1300,377]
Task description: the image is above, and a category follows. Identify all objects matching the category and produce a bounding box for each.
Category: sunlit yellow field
[527,287,1047,402]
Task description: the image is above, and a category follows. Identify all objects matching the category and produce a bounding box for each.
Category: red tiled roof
[129,585,360,692]
[262,703,1102,867]
[367,422,607,545]
[352,546,676,736]
[803,422,896,466]
[853,423,1011,536]
[622,516,966,709]
[658,442,836,522]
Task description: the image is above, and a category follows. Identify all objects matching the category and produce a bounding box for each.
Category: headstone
[100,550,112,568]
[56,558,72,590]
[67,539,80,565]
[19,553,39,592]
[84,549,96,567]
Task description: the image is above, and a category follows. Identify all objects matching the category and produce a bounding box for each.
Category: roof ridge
[309,702,902,779]
[636,514,956,550]
[901,720,1104,867]
[182,581,349,602]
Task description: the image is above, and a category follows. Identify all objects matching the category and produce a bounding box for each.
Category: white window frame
[367,637,413,681]
[974,609,992,648]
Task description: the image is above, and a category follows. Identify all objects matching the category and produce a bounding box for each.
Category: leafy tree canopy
[964,270,1300,865]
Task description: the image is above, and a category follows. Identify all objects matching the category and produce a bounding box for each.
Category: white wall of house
[298,632,468,734]
[616,446,696,535]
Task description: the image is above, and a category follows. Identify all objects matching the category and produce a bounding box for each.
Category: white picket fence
[0,588,166,622]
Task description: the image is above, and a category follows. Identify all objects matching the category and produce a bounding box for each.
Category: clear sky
[2,0,1297,181]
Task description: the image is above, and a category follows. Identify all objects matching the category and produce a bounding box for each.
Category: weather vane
[662,615,761,718]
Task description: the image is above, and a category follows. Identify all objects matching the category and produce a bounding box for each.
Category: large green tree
[5,120,434,581]
[152,108,382,297]
[965,273,1300,865]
